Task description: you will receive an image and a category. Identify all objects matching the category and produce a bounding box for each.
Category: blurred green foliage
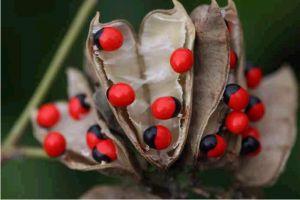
[2,0,300,198]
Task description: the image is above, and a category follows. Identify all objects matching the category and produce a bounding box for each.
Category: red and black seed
[87,124,106,140]
[143,125,172,150]
[143,126,157,149]
[200,134,217,153]
[223,84,240,104]
[76,94,91,110]
[93,29,104,50]
[92,147,112,163]
[245,95,265,121]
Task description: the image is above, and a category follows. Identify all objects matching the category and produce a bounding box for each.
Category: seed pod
[31,68,139,179]
[235,66,298,186]
[188,0,230,163]
[221,0,247,88]
[86,0,195,169]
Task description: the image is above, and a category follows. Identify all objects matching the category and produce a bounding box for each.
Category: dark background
[2,0,300,198]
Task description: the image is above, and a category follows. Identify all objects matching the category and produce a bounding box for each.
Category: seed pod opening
[31,68,139,179]
[86,0,195,169]
[235,66,298,186]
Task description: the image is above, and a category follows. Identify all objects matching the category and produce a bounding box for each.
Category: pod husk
[31,68,139,179]
[188,0,230,163]
[80,185,160,199]
[221,0,246,88]
[86,0,195,169]
[235,66,298,186]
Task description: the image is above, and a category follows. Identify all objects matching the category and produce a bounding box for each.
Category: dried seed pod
[188,0,230,163]
[221,0,247,88]
[31,68,139,179]
[235,66,298,186]
[80,185,159,199]
[86,0,195,168]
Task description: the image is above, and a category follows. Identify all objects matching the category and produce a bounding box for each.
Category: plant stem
[3,0,97,150]
[2,146,48,164]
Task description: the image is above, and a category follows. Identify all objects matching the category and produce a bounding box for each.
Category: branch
[2,0,97,150]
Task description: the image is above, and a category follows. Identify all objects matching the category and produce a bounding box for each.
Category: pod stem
[2,0,97,151]
[1,146,48,164]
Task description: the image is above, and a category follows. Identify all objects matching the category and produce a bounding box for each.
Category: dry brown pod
[31,68,139,179]
[221,0,247,88]
[187,0,230,164]
[235,65,298,186]
[86,0,195,169]
[80,185,159,199]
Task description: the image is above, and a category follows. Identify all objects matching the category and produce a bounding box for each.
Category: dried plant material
[221,0,246,88]
[188,0,230,161]
[80,185,159,199]
[31,68,139,179]
[235,66,298,186]
[86,0,195,169]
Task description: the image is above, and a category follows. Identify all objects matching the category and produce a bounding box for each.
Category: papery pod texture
[86,0,195,169]
[235,66,298,187]
[188,0,243,169]
[31,68,139,179]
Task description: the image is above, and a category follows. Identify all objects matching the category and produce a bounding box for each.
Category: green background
[2,0,300,198]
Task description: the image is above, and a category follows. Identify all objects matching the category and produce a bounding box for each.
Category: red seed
[245,66,263,89]
[43,131,66,157]
[151,96,181,120]
[229,50,238,69]
[37,103,60,128]
[68,94,90,120]
[107,83,135,107]
[94,139,117,162]
[170,48,194,73]
[207,134,227,158]
[241,126,260,140]
[224,84,249,111]
[241,127,261,156]
[95,27,123,51]
[225,111,249,134]
[154,125,172,150]
[245,96,265,122]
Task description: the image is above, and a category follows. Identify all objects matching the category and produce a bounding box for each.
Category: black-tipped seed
[68,94,91,120]
[143,125,172,150]
[92,147,111,163]
[223,84,249,111]
[200,135,217,153]
[240,136,260,156]
[86,124,106,149]
[151,96,181,120]
[245,95,265,122]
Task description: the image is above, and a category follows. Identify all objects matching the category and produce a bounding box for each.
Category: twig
[2,0,97,150]
[1,146,48,164]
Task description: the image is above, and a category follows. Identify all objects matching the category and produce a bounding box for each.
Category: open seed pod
[235,66,298,186]
[187,0,231,165]
[31,68,139,179]
[81,185,159,199]
[221,0,246,88]
[86,0,195,169]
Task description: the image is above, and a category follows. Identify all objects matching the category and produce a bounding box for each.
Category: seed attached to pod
[245,64,262,89]
[170,48,194,73]
[223,83,249,111]
[86,124,106,149]
[37,103,60,128]
[143,125,172,150]
[151,96,181,120]
[229,49,237,69]
[92,139,117,163]
[200,134,227,158]
[107,82,135,107]
[43,131,66,157]
[93,27,123,51]
[68,94,91,120]
[245,95,265,122]
[225,111,249,134]
[240,127,261,156]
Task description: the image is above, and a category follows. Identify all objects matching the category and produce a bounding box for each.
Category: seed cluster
[36,93,118,163]
[199,19,265,159]
[93,26,194,151]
